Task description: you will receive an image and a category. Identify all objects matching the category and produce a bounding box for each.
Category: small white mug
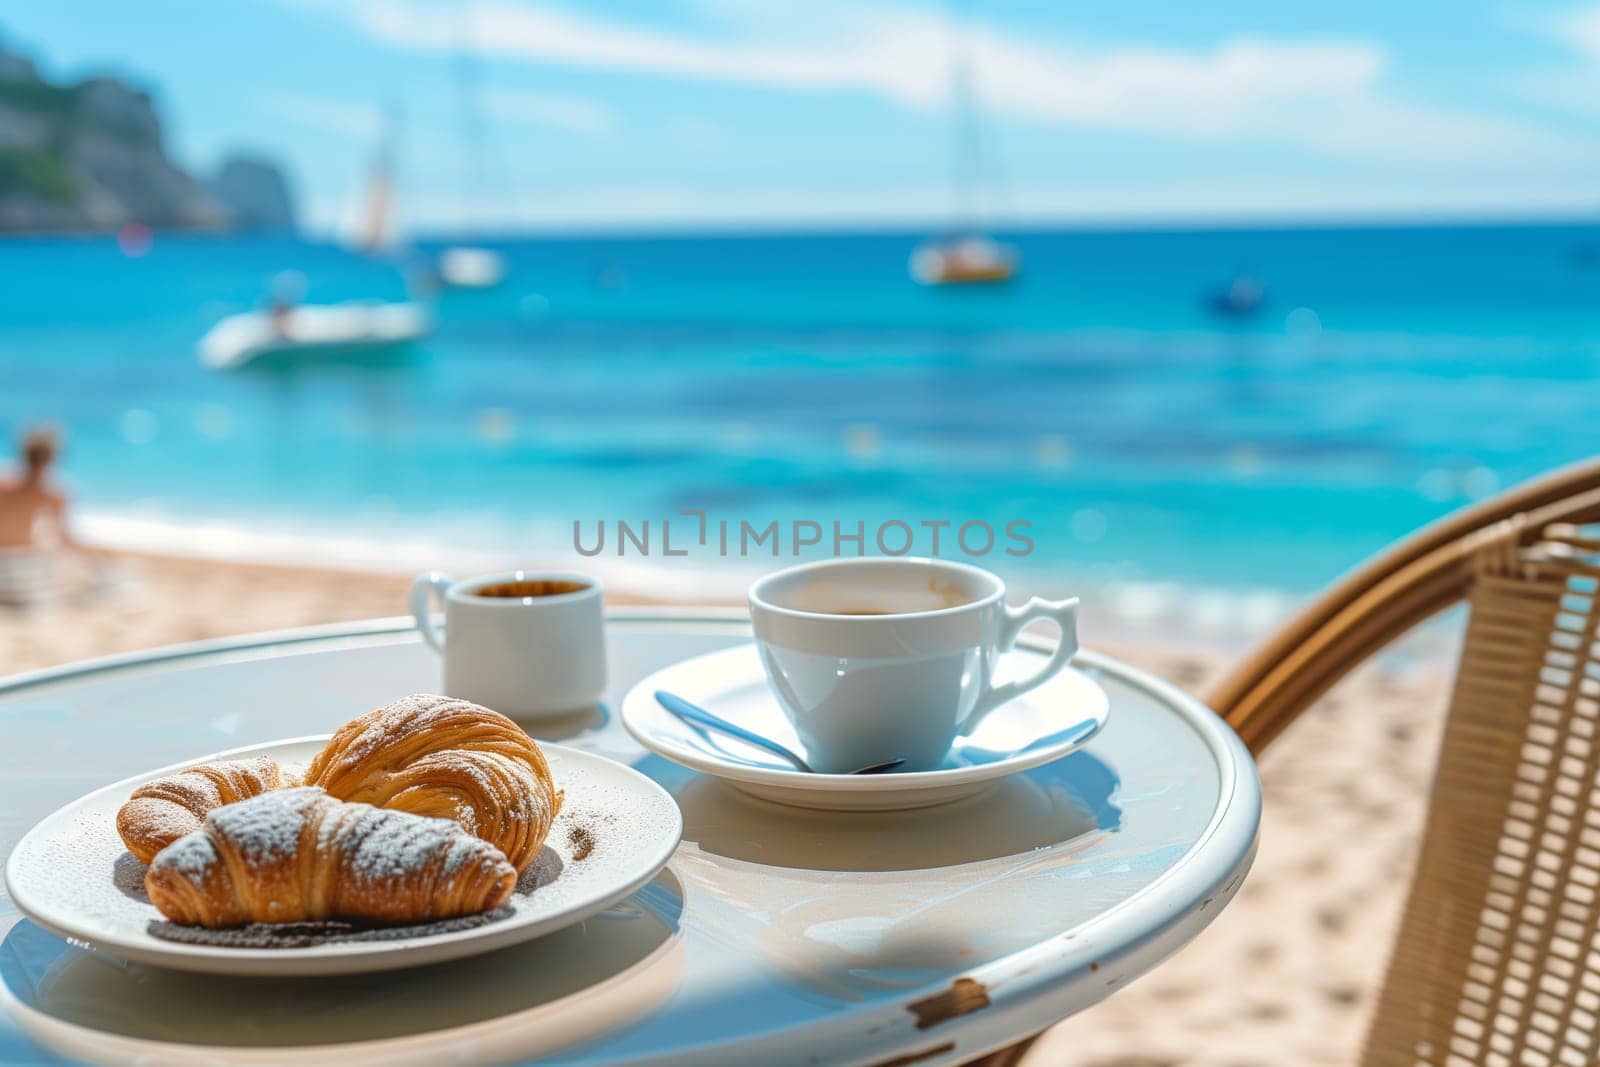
[748,557,1079,773]
[409,570,607,720]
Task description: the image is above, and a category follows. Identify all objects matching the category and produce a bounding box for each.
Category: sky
[5,0,1600,234]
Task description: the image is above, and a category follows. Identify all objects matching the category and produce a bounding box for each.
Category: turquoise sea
[1,222,1597,616]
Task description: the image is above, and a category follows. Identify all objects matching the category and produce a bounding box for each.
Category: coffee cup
[410,570,606,720]
[748,557,1078,773]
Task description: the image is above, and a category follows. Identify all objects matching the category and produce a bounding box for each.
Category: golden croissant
[116,757,286,864]
[145,787,517,927]
[303,694,561,872]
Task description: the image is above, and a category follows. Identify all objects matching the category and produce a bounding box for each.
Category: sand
[0,552,1459,1065]
[1023,644,1454,1067]
[0,554,416,678]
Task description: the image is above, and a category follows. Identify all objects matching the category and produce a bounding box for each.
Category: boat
[911,235,1018,286]
[436,245,506,289]
[911,5,1019,287]
[430,36,511,291]
[199,302,430,370]
[1206,274,1266,319]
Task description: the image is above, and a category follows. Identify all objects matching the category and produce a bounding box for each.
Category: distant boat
[911,235,1018,286]
[912,4,1018,287]
[436,245,506,289]
[432,28,510,292]
[199,302,430,370]
[1206,274,1266,319]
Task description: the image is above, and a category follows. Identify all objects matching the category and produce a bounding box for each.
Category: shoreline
[0,549,711,681]
[72,512,1353,654]
[2,542,1464,688]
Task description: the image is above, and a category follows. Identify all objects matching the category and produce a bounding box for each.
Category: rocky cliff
[0,40,295,234]
[209,153,296,232]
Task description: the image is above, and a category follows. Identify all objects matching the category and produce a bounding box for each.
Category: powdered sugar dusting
[150,786,510,891]
[206,786,323,865]
[328,694,476,770]
[340,804,496,884]
[124,798,202,841]
[156,831,218,884]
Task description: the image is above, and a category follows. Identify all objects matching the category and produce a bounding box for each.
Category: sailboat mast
[946,0,984,238]
[357,108,398,254]
[454,14,489,234]
[450,1,519,233]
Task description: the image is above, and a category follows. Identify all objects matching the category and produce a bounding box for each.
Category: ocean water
[1,223,1597,618]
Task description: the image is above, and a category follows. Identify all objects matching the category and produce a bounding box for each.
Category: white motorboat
[199,302,430,369]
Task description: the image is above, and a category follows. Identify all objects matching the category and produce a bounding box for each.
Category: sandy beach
[0,552,1457,1066]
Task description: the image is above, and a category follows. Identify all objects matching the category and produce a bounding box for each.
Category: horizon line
[4,204,1600,244]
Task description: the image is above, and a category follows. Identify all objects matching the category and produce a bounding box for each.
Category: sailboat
[911,235,1018,286]
[199,120,431,370]
[434,38,508,291]
[911,7,1019,287]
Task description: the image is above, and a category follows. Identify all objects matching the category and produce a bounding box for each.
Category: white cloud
[1555,4,1600,58]
[482,88,618,133]
[299,0,1589,168]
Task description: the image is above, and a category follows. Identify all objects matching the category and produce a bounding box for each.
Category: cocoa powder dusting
[567,824,596,861]
[148,907,512,949]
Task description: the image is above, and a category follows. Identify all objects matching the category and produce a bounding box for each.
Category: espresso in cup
[410,570,606,720]
[472,578,591,599]
[748,558,1079,774]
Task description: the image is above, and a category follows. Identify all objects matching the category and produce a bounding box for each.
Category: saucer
[621,643,1109,810]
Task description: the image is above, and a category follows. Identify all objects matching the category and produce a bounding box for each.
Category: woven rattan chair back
[1211,460,1600,754]
[1361,524,1600,1067]
[980,462,1600,1067]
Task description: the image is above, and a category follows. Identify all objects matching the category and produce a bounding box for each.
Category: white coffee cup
[410,570,607,720]
[748,557,1079,773]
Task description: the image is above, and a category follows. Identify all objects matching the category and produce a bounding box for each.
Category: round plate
[3,738,682,976]
[621,643,1109,810]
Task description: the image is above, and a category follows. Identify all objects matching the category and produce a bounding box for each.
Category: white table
[0,610,1260,1066]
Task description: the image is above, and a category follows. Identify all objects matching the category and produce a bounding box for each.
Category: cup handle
[409,571,452,654]
[960,596,1080,735]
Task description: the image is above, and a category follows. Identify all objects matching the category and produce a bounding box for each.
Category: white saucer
[621,643,1109,811]
[3,737,682,976]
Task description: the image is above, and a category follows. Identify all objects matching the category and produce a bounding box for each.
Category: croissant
[303,694,561,872]
[116,757,286,863]
[145,786,517,927]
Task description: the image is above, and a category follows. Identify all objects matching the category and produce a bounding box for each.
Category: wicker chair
[1210,457,1600,1066]
[983,457,1600,1067]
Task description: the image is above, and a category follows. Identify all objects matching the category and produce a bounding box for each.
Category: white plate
[3,737,682,976]
[622,643,1109,810]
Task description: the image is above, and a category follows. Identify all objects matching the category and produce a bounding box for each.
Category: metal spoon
[654,690,904,775]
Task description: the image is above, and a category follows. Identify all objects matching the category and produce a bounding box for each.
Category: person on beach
[0,426,99,604]
[0,426,76,551]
